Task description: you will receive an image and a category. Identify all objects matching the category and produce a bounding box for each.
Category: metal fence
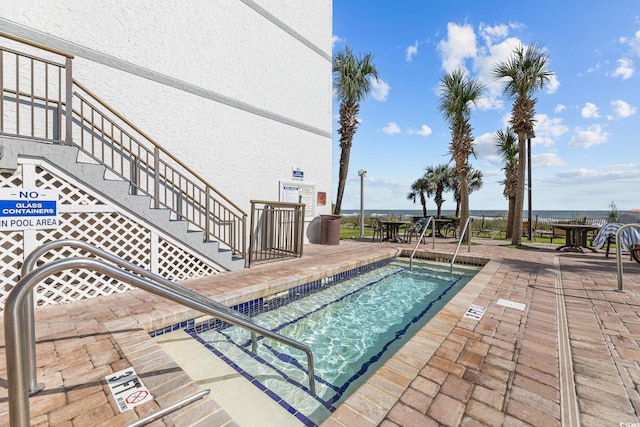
[0,31,246,258]
[248,200,305,267]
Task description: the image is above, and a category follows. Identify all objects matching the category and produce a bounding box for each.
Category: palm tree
[494,128,519,239]
[424,164,453,218]
[438,69,485,241]
[407,177,432,217]
[332,45,379,214]
[451,167,483,217]
[492,42,553,245]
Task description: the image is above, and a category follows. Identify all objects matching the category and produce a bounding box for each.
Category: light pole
[358,169,366,238]
[527,131,535,240]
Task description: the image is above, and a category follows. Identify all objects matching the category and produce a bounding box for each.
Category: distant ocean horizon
[339,209,611,221]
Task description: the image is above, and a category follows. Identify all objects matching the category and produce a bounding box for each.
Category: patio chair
[604,213,640,257]
[404,217,428,243]
[476,215,501,238]
[443,219,461,238]
[371,217,384,243]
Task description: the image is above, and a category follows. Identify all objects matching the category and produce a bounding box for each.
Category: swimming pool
[185,258,479,426]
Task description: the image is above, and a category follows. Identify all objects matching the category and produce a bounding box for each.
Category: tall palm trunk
[420,193,428,217]
[506,195,516,239]
[511,132,526,245]
[334,102,359,214]
[334,142,352,214]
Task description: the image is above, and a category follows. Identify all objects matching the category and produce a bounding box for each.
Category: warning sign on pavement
[105,367,154,412]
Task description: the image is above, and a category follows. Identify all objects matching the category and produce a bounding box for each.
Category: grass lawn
[339,221,573,246]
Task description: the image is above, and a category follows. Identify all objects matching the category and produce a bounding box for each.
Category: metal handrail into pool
[615,223,640,291]
[409,216,434,270]
[6,257,316,427]
[125,389,210,427]
[450,217,473,274]
[20,239,259,396]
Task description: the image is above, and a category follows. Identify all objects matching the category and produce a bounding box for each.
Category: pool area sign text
[464,304,486,321]
[105,367,154,412]
[0,189,59,231]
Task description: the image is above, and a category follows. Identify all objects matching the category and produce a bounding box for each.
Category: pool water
[190,258,478,426]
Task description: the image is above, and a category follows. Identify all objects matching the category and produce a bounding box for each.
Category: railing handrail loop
[615,223,640,291]
[450,217,473,274]
[20,239,256,394]
[409,216,433,270]
[6,256,316,426]
[125,389,210,427]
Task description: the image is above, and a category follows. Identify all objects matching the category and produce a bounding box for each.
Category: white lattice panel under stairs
[0,159,224,311]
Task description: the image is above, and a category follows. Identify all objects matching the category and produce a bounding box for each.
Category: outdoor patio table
[549,223,600,253]
[380,220,410,242]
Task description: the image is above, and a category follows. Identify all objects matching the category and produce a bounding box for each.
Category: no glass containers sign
[0,189,59,231]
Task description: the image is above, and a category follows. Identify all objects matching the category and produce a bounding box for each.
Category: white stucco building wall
[0,0,333,242]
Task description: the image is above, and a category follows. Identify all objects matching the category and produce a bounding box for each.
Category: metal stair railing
[1,32,246,259]
[615,223,640,291]
[5,244,316,427]
[124,389,210,427]
[409,216,433,270]
[450,217,473,274]
[71,81,247,257]
[20,239,259,396]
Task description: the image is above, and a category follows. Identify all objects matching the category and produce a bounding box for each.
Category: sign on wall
[0,189,59,231]
[279,181,316,218]
[281,184,300,203]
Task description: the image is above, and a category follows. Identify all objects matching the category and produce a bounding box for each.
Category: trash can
[320,214,341,245]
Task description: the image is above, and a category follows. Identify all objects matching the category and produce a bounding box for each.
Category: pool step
[195,327,334,426]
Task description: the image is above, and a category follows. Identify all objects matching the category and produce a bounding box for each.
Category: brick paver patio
[1,237,639,426]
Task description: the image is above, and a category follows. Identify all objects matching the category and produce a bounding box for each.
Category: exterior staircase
[0,32,247,275]
[0,136,244,271]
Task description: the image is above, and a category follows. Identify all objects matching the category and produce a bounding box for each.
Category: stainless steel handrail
[20,239,259,395]
[615,223,640,291]
[125,389,210,427]
[6,257,316,427]
[451,217,473,274]
[409,216,433,270]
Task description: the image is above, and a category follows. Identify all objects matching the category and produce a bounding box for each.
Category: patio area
[1,236,639,426]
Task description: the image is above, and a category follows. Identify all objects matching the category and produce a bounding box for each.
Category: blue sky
[331,0,640,213]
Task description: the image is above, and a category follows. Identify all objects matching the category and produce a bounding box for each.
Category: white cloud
[474,132,498,161]
[610,99,637,118]
[534,114,569,147]
[532,152,566,168]
[408,124,432,137]
[553,164,640,184]
[611,58,634,79]
[382,122,401,135]
[620,30,640,57]
[406,41,419,62]
[438,22,477,73]
[370,77,390,101]
[545,74,560,94]
[554,104,566,113]
[581,102,600,119]
[568,124,609,148]
[472,36,523,109]
[332,35,342,48]
[478,23,509,46]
